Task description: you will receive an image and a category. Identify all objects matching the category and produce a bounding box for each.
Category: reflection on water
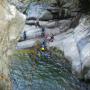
[10,53,85,90]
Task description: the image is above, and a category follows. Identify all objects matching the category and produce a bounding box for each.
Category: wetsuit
[23,31,26,40]
[41,27,45,37]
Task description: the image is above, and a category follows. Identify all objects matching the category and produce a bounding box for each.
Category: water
[10,52,86,90]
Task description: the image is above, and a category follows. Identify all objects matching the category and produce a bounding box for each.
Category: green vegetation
[49,47,64,59]
[79,0,90,13]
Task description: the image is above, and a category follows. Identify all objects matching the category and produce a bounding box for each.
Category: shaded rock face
[79,0,90,12]
[49,16,90,79]
[8,0,80,20]
[26,2,54,20]
[8,0,56,13]
[0,0,25,89]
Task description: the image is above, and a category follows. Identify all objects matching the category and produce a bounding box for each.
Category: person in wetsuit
[49,33,54,42]
[36,18,41,27]
[23,31,26,40]
[41,27,45,38]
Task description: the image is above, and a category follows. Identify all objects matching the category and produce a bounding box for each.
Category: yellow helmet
[41,47,45,51]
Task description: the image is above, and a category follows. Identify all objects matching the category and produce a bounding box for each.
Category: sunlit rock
[49,16,90,79]
[74,16,90,79]
[16,40,36,50]
[8,0,26,12]
[0,0,25,89]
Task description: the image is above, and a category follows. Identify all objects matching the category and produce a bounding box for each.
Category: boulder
[49,30,81,75]
[26,2,59,20]
[49,16,90,80]
[16,40,36,50]
[20,25,41,40]
[0,0,25,89]
[74,16,90,79]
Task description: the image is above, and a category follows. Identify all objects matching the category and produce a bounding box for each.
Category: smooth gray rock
[26,2,60,20]
[49,16,90,79]
[16,40,36,50]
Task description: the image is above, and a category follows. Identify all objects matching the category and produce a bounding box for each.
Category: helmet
[41,47,45,51]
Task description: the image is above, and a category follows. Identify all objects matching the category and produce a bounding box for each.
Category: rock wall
[0,0,25,89]
[49,16,90,80]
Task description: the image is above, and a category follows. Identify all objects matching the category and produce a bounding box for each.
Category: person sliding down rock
[41,40,47,51]
[41,27,45,38]
[35,18,40,27]
[41,27,47,50]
